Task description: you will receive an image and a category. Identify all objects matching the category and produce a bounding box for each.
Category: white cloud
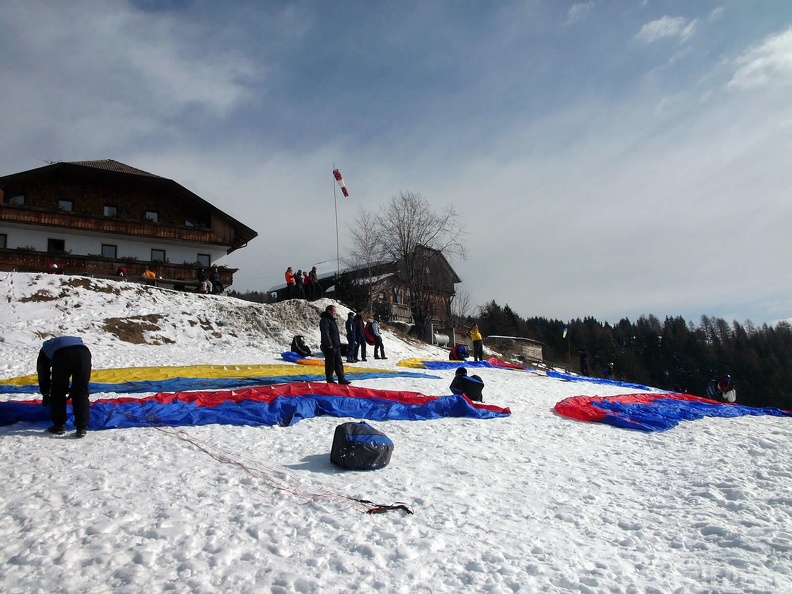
[709,7,725,22]
[728,28,792,90]
[566,2,594,26]
[636,16,697,44]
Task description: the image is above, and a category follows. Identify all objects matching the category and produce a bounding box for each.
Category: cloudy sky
[2,1,791,325]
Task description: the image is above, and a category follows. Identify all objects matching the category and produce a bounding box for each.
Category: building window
[378,292,385,301]
[151,249,166,262]
[47,238,65,253]
[185,214,210,228]
[197,253,211,267]
[101,244,117,259]
[104,205,118,217]
[58,200,73,212]
[0,234,6,249]
[145,211,159,222]
[5,193,25,206]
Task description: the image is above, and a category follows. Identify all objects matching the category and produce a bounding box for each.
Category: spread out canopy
[554,393,792,432]
[398,357,536,372]
[0,383,511,430]
[546,370,659,392]
[280,351,324,366]
[0,364,439,395]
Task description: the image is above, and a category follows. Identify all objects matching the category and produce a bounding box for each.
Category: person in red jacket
[285,267,295,298]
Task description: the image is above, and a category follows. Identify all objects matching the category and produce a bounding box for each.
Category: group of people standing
[319,306,388,384]
[343,310,386,363]
[285,266,321,300]
[577,349,614,379]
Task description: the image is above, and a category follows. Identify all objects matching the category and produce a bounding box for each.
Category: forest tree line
[472,301,792,410]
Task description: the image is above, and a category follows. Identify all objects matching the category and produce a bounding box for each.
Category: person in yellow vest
[469,324,484,361]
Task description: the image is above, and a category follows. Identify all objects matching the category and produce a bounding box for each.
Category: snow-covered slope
[1,271,790,593]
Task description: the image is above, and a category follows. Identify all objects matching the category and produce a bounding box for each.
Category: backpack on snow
[291,335,312,357]
[330,422,394,470]
[449,372,485,402]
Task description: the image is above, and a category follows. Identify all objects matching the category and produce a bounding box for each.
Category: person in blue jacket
[449,344,469,361]
[37,336,92,438]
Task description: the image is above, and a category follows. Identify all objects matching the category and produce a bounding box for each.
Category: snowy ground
[1,271,790,593]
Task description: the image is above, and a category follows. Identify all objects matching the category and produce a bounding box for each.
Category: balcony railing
[0,249,236,286]
[0,205,218,243]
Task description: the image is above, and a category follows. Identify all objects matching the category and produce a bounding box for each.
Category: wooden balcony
[0,249,236,287]
[0,205,219,244]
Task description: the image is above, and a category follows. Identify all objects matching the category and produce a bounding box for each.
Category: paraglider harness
[290,335,312,358]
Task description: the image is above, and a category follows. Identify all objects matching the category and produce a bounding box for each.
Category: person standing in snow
[578,350,590,376]
[209,267,223,294]
[345,312,358,363]
[309,266,321,299]
[37,336,92,438]
[354,310,367,362]
[319,305,351,384]
[601,362,614,380]
[468,324,484,362]
[285,267,295,298]
[372,314,387,360]
[294,269,305,299]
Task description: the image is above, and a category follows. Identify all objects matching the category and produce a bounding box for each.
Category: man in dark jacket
[345,312,358,363]
[319,305,351,384]
[354,310,367,362]
[37,336,92,438]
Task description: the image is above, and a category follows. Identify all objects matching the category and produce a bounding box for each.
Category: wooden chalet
[271,246,462,327]
[0,160,257,287]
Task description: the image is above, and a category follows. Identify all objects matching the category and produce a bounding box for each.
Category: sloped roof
[0,159,258,250]
[67,159,163,178]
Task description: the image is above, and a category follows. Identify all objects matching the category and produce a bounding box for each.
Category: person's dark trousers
[473,340,483,361]
[322,347,347,382]
[374,337,385,359]
[355,340,366,361]
[347,336,358,362]
[50,345,92,430]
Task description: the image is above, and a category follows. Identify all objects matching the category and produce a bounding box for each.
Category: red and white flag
[333,168,349,197]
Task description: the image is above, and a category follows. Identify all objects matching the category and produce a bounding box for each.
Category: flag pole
[333,164,340,277]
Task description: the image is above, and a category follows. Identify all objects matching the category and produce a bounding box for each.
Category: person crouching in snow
[449,344,469,361]
[319,305,351,384]
[37,336,92,438]
[707,375,736,403]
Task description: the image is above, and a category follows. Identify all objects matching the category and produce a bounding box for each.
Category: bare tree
[343,208,385,311]
[450,286,473,326]
[374,191,467,339]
